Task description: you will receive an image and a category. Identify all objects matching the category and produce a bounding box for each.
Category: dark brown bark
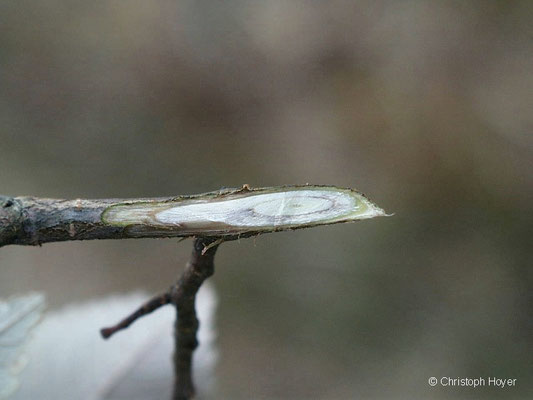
[100,292,172,339]
[171,237,219,400]
[100,237,219,400]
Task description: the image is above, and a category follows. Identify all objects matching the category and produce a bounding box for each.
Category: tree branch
[1,185,386,400]
[0,185,386,247]
[100,237,219,400]
[100,292,172,339]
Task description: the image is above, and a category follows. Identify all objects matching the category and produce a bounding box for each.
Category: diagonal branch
[100,292,172,339]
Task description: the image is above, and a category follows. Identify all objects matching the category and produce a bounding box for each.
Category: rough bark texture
[0,195,181,247]
[171,237,218,400]
[0,195,129,247]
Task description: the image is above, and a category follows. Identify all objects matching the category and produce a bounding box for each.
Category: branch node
[99,237,220,400]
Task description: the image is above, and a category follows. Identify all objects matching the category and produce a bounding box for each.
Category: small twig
[100,237,220,400]
[100,292,172,339]
[201,237,224,255]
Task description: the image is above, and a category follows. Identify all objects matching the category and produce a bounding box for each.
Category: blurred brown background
[1,1,531,399]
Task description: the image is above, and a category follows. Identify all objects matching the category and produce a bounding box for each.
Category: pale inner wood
[155,190,364,227]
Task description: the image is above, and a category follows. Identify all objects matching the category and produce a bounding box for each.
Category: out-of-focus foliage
[0,293,45,399]
[0,1,531,399]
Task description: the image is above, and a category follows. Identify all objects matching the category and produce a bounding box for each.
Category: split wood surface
[0,185,385,248]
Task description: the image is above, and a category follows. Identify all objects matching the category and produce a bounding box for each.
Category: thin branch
[100,237,220,400]
[100,292,172,339]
